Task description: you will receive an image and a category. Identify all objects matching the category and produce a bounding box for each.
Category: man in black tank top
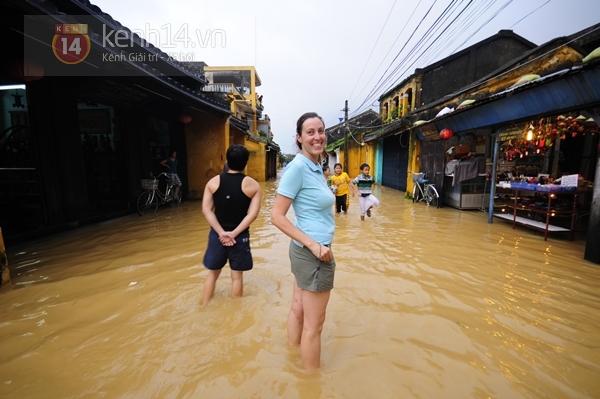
[201,145,262,305]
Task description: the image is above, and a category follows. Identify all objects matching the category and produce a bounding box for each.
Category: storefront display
[499,115,598,167]
[494,187,579,240]
[490,111,598,240]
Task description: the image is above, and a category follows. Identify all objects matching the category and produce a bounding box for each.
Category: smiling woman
[270,112,337,370]
[296,116,326,162]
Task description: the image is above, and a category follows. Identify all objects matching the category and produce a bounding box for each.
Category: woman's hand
[310,242,332,262]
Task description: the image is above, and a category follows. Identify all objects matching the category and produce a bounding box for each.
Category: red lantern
[177,113,192,124]
[439,127,453,139]
[7,59,44,82]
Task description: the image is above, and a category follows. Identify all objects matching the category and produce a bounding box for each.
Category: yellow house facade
[182,65,274,199]
[324,110,380,180]
[378,75,423,197]
[380,75,422,123]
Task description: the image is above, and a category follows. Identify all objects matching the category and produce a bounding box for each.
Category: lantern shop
[437,108,599,242]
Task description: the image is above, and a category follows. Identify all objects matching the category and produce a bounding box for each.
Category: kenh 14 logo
[52,24,90,64]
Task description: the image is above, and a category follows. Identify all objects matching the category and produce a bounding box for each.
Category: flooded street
[1,177,599,399]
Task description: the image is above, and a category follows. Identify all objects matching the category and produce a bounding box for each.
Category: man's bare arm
[228,177,261,238]
[201,176,233,245]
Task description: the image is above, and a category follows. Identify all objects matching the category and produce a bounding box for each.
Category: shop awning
[424,63,600,134]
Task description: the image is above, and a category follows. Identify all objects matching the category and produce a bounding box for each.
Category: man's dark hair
[226,144,250,171]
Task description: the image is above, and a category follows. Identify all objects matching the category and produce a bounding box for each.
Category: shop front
[491,116,598,240]
[414,62,600,263]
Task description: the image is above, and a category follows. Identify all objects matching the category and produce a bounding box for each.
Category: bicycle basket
[141,179,158,190]
[412,172,425,183]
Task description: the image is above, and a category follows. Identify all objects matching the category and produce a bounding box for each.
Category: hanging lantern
[7,59,44,82]
[439,127,453,139]
[177,113,192,124]
[526,127,534,141]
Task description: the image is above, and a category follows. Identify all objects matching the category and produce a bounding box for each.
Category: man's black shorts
[203,229,253,271]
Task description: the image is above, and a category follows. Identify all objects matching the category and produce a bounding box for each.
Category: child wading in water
[330,163,356,213]
[323,165,336,194]
[352,163,385,221]
[323,164,331,183]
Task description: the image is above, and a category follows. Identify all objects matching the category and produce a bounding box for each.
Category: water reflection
[1,178,599,398]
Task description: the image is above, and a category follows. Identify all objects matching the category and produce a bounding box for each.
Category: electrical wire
[353,0,473,115]
[349,0,424,107]
[347,0,398,101]
[509,0,551,29]
[382,0,502,94]
[381,0,473,91]
[351,0,440,116]
[450,0,513,53]
[354,0,505,115]
[341,0,571,128]
[416,0,495,69]
[382,0,479,92]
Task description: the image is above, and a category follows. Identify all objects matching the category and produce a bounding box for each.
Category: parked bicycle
[412,172,440,208]
[136,172,181,216]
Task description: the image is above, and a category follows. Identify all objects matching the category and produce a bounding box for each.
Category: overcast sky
[92,0,600,153]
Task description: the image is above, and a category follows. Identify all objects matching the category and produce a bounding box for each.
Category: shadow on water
[1,177,600,398]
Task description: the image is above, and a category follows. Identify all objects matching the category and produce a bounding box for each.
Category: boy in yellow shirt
[330,163,357,213]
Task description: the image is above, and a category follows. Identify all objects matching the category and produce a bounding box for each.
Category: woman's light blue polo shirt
[277,153,335,246]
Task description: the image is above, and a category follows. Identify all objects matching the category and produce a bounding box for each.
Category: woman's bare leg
[287,278,304,346]
[299,289,331,370]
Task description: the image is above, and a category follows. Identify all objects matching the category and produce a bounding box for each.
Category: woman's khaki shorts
[289,240,336,292]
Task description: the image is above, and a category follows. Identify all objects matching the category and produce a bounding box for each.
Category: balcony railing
[203,83,245,100]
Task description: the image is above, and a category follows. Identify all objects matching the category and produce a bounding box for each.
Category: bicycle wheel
[425,185,440,208]
[161,186,174,208]
[412,184,421,203]
[173,190,182,206]
[168,185,182,207]
[137,190,158,216]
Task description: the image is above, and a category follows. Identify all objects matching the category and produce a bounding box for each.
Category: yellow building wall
[244,139,266,182]
[201,66,269,183]
[184,108,268,198]
[406,131,421,199]
[380,78,420,121]
[185,114,228,200]
[340,137,376,179]
[204,66,262,135]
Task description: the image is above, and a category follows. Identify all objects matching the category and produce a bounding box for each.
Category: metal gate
[381,132,409,191]
[420,139,446,193]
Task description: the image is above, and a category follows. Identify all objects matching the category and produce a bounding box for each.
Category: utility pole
[343,100,349,172]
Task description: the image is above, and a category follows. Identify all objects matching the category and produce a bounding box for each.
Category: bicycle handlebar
[150,172,169,179]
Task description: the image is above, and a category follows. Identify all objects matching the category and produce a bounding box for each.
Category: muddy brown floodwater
[1,177,599,399]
